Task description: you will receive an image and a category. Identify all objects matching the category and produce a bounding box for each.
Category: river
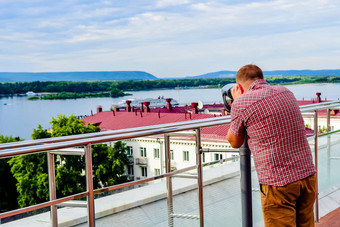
[1,83,340,140]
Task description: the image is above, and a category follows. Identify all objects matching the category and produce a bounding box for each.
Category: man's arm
[227,130,245,148]
[227,83,246,148]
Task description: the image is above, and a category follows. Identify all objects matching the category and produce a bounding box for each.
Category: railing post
[85,143,95,227]
[48,152,58,227]
[157,138,164,174]
[195,128,204,227]
[327,108,331,132]
[239,137,253,227]
[164,134,174,227]
[314,111,319,222]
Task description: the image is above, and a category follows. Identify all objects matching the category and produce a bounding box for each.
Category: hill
[0,71,157,82]
[187,69,340,79]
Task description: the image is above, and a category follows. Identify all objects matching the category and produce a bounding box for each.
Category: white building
[83,96,340,180]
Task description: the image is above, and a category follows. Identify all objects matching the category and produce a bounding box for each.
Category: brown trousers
[260,174,316,227]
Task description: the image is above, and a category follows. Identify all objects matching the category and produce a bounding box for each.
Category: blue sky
[0,0,339,77]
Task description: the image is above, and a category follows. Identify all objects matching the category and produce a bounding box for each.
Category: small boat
[26,91,37,96]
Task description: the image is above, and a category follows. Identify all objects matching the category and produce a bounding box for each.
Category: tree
[92,142,129,188]
[8,151,49,208]
[109,87,125,97]
[9,115,129,207]
[0,135,21,212]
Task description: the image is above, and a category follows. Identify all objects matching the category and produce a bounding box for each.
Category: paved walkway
[315,207,340,227]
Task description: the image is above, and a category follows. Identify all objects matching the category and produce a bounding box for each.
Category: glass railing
[0,101,339,226]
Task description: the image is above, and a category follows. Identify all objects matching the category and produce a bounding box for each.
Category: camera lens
[221,83,236,112]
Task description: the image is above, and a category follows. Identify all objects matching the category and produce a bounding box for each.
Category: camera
[221,83,236,112]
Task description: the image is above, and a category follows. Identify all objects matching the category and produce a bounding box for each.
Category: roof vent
[191,102,199,114]
[143,102,150,112]
[126,100,132,112]
[166,98,172,111]
[316,92,322,103]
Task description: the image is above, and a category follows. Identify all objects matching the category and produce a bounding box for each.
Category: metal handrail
[0,116,231,150]
[1,101,340,226]
[2,100,339,153]
[0,191,88,220]
[0,120,229,158]
[300,100,340,112]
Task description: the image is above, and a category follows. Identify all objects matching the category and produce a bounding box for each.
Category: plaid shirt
[230,79,316,186]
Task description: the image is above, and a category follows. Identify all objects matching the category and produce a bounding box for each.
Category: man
[227,64,316,227]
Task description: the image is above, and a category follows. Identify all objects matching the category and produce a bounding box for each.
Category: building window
[127,165,134,175]
[141,167,147,177]
[127,146,133,156]
[140,147,147,157]
[154,148,160,159]
[215,154,223,161]
[183,151,189,161]
[202,153,205,163]
[170,150,174,160]
[154,168,160,176]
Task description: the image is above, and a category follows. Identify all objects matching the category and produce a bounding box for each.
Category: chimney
[126,100,132,112]
[166,98,172,111]
[192,102,199,114]
[316,92,322,103]
[97,105,102,113]
[185,111,192,119]
[143,102,150,112]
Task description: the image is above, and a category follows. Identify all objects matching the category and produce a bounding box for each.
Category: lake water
[1,83,340,140]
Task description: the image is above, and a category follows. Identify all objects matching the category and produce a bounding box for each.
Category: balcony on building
[135,157,148,165]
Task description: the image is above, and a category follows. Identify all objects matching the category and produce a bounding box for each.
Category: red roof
[82,100,339,142]
[83,105,229,142]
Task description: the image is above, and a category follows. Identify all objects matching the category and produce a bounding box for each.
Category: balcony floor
[315,206,340,226]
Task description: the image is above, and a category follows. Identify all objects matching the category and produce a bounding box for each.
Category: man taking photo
[227,64,316,227]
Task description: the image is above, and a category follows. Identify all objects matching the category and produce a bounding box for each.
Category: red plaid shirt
[230,79,316,186]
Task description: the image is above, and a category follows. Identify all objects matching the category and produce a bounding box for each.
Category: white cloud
[191,2,212,11]
[156,0,191,8]
[0,0,339,76]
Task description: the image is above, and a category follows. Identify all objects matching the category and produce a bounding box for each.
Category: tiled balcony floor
[315,207,340,226]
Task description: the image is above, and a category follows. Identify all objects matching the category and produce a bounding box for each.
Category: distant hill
[185,71,236,79]
[186,69,340,79]
[2,69,340,83]
[0,71,157,82]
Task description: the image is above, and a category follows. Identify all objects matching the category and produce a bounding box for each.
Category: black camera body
[221,83,236,112]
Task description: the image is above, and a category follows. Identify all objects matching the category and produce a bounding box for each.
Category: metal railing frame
[0,101,339,226]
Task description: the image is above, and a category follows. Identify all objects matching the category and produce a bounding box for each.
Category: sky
[0,0,339,78]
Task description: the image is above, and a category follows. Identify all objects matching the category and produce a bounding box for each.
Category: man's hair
[236,64,264,83]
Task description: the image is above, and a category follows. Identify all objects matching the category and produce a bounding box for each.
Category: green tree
[9,115,129,207]
[109,87,125,97]
[0,135,21,212]
[8,152,49,207]
[32,124,51,139]
[92,142,129,188]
